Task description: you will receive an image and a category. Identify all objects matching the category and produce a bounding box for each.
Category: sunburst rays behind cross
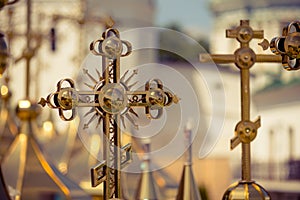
[82,68,140,130]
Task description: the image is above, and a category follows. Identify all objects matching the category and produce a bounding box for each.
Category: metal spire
[176,124,201,200]
[135,141,160,200]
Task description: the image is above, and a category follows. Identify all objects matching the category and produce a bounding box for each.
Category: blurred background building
[0,0,299,199]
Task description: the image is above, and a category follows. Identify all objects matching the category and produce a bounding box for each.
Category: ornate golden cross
[39,26,178,199]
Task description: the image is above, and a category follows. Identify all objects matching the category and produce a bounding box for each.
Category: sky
[155,0,213,33]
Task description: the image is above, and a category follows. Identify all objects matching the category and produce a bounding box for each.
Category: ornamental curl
[270,21,300,70]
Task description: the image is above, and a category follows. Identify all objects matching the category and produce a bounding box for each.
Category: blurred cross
[39,25,178,199]
[200,19,281,182]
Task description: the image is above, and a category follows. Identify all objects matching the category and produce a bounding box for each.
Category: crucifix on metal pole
[39,23,178,199]
[200,19,283,199]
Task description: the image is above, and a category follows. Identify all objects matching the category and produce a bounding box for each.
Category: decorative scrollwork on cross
[270,21,300,70]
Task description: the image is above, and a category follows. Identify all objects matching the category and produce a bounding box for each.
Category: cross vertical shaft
[240,68,251,181]
[101,36,122,198]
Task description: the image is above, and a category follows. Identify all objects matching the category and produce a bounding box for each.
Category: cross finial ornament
[270,20,300,70]
[39,25,178,199]
[226,19,263,44]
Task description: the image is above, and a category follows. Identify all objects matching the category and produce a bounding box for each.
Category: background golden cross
[200,20,282,199]
[200,19,281,181]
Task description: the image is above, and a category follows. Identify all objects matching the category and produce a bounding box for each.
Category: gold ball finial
[16,100,41,120]
[222,181,270,200]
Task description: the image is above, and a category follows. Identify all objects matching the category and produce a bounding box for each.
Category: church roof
[254,82,300,110]
[2,120,92,200]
